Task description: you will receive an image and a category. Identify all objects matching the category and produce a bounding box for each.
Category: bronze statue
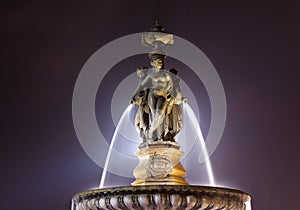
[131,54,185,142]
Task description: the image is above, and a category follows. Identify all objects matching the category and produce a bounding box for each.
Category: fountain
[72,22,251,210]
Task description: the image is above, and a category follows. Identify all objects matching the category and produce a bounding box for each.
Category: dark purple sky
[2,1,300,209]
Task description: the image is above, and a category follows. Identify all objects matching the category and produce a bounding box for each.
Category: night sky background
[2,1,300,209]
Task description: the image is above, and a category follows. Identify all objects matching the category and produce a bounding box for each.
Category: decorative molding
[72,185,251,210]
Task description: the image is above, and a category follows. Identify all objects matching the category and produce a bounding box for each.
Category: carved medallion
[148,155,172,178]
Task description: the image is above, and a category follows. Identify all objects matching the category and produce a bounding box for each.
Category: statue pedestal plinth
[132,140,188,186]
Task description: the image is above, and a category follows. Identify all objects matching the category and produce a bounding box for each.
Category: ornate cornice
[72,185,250,210]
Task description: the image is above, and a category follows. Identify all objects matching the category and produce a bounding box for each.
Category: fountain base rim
[72,185,251,210]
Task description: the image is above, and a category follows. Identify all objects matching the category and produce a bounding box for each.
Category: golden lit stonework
[132,141,188,186]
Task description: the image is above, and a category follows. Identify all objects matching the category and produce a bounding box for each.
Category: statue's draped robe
[133,68,183,142]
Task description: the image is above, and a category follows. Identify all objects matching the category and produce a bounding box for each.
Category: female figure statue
[132,54,184,142]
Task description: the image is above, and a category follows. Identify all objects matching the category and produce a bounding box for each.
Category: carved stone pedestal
[132,140,188,186]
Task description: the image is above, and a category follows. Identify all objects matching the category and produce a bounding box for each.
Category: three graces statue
[131,53,186,142]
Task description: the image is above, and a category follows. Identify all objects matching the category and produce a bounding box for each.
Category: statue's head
[149,53,165,69]
[136,67,148,79]
[169,68,178,75]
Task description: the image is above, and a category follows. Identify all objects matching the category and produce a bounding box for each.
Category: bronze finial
[151,21,165,32]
